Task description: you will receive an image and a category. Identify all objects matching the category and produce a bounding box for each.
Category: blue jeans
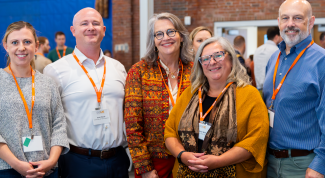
[267,152,315,178]
[58,147,130,178]
[0,167,58,178]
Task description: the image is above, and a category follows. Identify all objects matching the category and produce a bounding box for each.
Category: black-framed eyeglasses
[154,29,178,40]
[198,51,228,66]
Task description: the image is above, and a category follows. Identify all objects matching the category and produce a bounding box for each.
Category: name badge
[92,109,110,125]
[268,109,275,128]
[22,136,44,152]
[199,122,211,140]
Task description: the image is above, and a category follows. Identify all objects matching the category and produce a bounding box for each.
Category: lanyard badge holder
[198,82,233,140]
[72,52,111,125]
[268,40,314,128]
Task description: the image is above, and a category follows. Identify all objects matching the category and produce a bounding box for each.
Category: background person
[104,49,112,57]
[233,35,246,67]
[35,36,52,73]
[320,32,325,49]
[263,0,325,177]
[189,26,213,55]
[165,37,269,177]
[47,31,73,62]
[0,21,69,178]
[124,12,193,178]
[254,27,282,93]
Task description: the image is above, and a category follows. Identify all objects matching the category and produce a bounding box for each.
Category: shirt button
[284,57,287,60]
[279,73,282,76]
[105,125,108,129]
[106,142,108,145]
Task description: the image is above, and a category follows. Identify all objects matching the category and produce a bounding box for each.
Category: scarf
[177,83,237,177]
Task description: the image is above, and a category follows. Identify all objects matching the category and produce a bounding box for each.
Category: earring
[5,54,9,58]
[180,42,183,47]
[155,46,158,52]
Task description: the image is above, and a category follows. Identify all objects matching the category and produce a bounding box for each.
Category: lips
[209,67,221,71]
[161,42,174,47]
[16,54,28,59]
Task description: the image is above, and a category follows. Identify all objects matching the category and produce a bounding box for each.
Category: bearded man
[263,0,325,177]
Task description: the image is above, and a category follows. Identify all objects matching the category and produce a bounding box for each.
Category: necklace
[169,69,178,79]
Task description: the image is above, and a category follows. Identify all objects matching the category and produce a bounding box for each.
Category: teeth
[162,43,172,46]
[210,68,221,71]
[17,55,27,57]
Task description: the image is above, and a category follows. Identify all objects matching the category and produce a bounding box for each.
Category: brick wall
[112,0,325,71]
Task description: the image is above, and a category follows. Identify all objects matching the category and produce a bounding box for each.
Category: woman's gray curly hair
[142,12,193,65]
[191,36,251,93]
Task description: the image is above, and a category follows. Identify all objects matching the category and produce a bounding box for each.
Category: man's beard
[280,22,309,47]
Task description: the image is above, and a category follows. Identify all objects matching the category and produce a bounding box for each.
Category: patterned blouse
[124,59,193,175]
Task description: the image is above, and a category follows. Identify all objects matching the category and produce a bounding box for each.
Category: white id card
[22,136,44,152]
[92,109,111,125]
[268,109,275,128]
[199,122,211,140]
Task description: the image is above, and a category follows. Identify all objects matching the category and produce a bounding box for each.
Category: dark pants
[0,168,58,178]
[58,147,130,178]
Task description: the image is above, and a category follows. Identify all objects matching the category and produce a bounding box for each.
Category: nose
[162,32,171,40]
[18,42,25,51]
[87,24,95,31]
[287,17,296,27]
[208,56,217,66]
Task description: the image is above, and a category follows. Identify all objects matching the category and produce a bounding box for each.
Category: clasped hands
[181,152,221,173]
[13,159,55,178]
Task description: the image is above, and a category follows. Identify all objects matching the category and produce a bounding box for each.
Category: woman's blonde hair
[189,26,213,42]
[142,12,193,65]
[2,21,37,69]
[191,36,251,92]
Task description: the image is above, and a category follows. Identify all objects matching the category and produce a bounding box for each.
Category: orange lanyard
[72,52,106,107]
[199,82,233,121]
[270,40,314,109]
[35,52,44,56]
[56,46,67,59]
[8,65,35,137]
[157,59,183,107]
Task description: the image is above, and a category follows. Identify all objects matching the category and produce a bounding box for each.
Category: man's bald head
[73,8,103,26]
[279,0,312,19]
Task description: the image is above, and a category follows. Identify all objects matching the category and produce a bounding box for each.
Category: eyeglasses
[198,51,228,66]
[154,29,178,40]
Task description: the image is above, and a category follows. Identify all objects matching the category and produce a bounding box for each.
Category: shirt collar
[159,59,170,73]
[73,47,105,65]
[278,34,312,55]
[265,40,276,46]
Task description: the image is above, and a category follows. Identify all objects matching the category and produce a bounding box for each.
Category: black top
[198,95,217,152]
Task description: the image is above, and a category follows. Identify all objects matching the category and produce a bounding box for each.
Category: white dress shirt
[254,40,279,90]
[44,47,127,150]
[160,60,178,113]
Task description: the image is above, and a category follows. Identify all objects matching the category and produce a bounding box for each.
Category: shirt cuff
[309,154,325,175]
[0,135,6,144]
[134,159,154,175]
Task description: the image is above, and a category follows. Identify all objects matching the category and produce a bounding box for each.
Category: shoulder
[236,85,262,103]
[67,47,74,52]
[105,56,126,72]
[128,59,151,73]
[44,54,71,77]
[48,49,56,55]
[35,71,58,87]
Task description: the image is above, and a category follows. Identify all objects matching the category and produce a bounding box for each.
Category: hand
[188,154,221,171]
[26,160,56,178]
[142,169,159,178]
[305,168,324,178]
[12,160,34,176]
[180,152,208,173]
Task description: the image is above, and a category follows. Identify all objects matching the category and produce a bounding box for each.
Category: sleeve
[124,64,153,175]
[48,78,70,154]
[234,88,269,173]
[0,135,6,144]
[309,73,325,175]
[43,65,63,95]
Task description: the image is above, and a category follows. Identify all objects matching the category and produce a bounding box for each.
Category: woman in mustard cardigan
[164,37,269,178]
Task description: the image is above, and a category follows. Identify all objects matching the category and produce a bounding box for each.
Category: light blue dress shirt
[264,35,325,174]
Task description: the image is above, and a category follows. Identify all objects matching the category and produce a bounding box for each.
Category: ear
[3,42,8,53]
[103,25,106,37]
[35,41,39,53]
[277,17,280,27]
[309,16,315,33]
[70,26,76,37]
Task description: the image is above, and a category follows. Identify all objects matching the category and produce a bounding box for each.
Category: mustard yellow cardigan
[164,85,269,178]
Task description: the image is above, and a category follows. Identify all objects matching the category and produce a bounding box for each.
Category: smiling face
[201,42,232,84]
[278,0,314,47]
[192,30,212,53]
[71,8,106,48]
[3,27,38,68]
[154,19,183,57]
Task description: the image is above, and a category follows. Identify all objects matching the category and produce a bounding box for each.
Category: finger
[190,164,208,170]
[29,161,41,166]
[193,153,205,157]
[188,159,204,165]
[188,166,206,172]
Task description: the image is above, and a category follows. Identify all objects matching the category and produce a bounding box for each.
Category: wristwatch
[177,150,186,164]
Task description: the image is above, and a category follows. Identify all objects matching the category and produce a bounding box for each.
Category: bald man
[263,0,325,177]
[44,8,129,178]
